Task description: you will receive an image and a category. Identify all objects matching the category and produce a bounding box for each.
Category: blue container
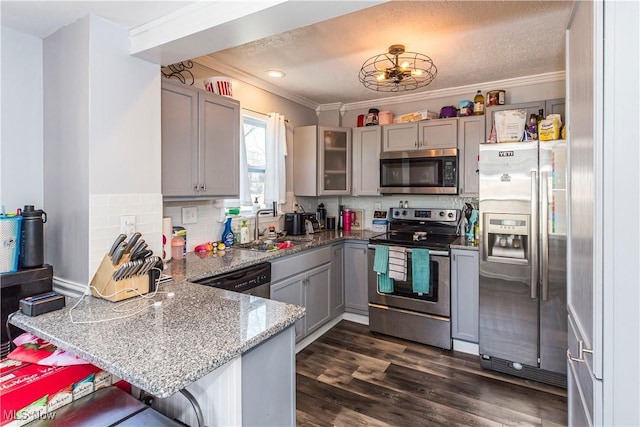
[0,215,22,273]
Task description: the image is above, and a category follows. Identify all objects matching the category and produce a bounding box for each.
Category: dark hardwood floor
[296,321,567,427]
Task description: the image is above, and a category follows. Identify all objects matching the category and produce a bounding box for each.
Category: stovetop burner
[368,207,460,250]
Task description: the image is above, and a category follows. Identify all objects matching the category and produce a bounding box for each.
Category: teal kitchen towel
[378,272,394,294]
[412,248,430,294]
[373,245,394,293]
[373,245,389,274]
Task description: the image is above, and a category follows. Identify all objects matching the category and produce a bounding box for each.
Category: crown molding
[193,56,319,110]
[339,71,566,112]
[191,58,565,115]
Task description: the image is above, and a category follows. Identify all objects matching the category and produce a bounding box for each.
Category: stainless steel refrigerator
[478,140,567,387]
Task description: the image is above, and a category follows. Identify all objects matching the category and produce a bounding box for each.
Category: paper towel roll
[162,217,173,261]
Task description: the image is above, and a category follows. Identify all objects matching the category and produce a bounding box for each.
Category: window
[243,115,267,207]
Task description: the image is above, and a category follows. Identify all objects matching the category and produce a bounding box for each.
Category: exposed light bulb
[411,69,423,77]
[376,73,387,81]
[400,61,410,69]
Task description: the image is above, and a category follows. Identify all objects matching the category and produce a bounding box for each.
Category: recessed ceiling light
[266,69,285,78]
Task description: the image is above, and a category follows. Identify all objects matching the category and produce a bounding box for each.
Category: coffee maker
[316,203,327,230]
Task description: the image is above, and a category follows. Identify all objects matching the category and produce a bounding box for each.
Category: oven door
[367,245,450,317]
[379,149,458,195]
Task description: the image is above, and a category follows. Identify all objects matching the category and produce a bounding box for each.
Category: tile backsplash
[89,193,163,275]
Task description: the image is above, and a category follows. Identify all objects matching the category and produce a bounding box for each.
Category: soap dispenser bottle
[240,220,250,244]
[222,217,235,248]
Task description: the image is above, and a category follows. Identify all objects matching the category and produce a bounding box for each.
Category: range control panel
[390,208,458,222]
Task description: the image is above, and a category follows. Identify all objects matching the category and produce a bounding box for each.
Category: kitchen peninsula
[8,230,377,425]
[10,278,304,426]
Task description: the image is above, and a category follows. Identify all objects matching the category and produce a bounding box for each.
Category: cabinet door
[545,98,565,121]
[485,101,545,141]
[304,263,331,334]
[419,118,458,149]
[161,83,198,197]
[458,116,484,197]
[199,92,240,197]
[318,126,351,195]
[382,122,418,152]
[271,274,306,341]
[352,126,381,196]
[293,126,318,196]
[344,242,369,315]
[330,244,345,316]
[451,249,479,343]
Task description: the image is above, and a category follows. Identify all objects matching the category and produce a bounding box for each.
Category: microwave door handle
[530,170,539,299]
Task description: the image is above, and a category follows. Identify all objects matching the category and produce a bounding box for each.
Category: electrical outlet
[182,207,198,224]
[120,215,136,235]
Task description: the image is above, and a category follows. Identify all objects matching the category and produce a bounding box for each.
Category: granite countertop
[10,280,305,398]
[167,229,380,282]
[8,229,375,399]
[449,237,480,251]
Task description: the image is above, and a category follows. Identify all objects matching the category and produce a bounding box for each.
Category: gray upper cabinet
[451,248,479,343]
[457,115,485,197]
[352,126,381,196]
[161,81,240,199]
[293,125,351,196]
[485,99,565,141]
[382,118,457,152]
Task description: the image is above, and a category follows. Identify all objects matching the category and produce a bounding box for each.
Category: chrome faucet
[254,201,278,241]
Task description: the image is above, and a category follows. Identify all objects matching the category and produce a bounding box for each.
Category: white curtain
[264,113,288,206]
[237,124,252,206]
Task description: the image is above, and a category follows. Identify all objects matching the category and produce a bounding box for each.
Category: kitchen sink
[234,237,313,252]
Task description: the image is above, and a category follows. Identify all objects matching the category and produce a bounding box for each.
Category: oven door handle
[367,244,449,257]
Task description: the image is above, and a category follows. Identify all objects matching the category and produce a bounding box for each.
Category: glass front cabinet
[293,125,351,196]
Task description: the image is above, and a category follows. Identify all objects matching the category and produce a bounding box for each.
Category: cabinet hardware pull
[193,185,199,192]
[567,341,594,363]
[200,184,206,191]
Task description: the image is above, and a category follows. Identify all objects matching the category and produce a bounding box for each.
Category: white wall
[43,15,162,291]
[1,27,43,212]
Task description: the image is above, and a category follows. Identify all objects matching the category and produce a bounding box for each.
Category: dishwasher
[192,262,271,298]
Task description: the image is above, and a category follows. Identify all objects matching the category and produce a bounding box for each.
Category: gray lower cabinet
[330,243,345,316]
[450,248,479,343]
[344,241,369,315]
[270,246,333,341]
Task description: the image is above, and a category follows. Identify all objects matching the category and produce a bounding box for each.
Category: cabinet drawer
[271,246,332,281]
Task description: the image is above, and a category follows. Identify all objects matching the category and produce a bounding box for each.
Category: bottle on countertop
[473,90,485,115]
[19,205,47,268]
[240,220,250,244]
[222,217,235,248]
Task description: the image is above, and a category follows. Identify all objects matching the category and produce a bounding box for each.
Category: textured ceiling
[1,0,574,107]
[200,0,574,105]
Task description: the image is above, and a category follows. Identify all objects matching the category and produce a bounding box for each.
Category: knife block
[90,254,149,302]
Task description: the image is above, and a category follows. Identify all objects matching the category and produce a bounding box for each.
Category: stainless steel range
[368,207,460,349]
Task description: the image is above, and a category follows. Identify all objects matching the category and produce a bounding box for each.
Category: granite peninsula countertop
[449,237,480,251]
[9,230,376,399]
[10,280,305,398]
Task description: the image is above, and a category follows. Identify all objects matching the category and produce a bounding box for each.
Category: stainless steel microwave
[379,148,458,195]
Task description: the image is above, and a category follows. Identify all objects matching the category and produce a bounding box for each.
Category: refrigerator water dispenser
[483,213,529,264]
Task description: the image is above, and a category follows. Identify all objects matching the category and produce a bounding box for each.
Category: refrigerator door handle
[530,170,539,299]
[541,171,550,301]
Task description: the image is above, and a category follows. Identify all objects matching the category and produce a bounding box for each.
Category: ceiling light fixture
[266,69,285,78]
[358,44,437,92]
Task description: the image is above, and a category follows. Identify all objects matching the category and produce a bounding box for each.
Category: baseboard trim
[453,339,480,356]
[295,312,369,354]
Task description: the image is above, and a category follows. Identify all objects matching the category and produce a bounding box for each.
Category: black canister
[19,205,47,268]
[365,108,379,126]
[316,203,327,229]
[338,204,345,230]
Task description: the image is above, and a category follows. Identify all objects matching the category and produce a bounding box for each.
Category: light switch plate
[182,207,198,224]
